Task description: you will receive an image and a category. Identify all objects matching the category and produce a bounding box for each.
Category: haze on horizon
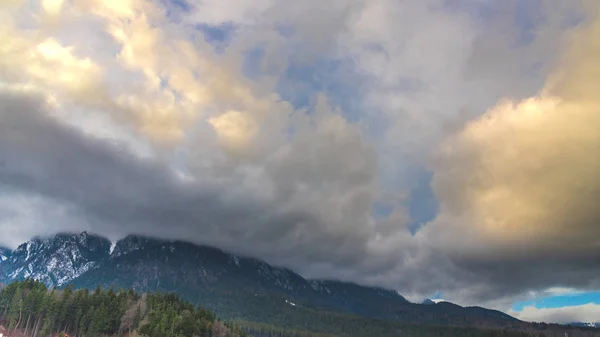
[0,0,599,325]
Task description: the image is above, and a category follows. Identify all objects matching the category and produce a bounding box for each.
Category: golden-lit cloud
[88,0,285,144]
[0,0,24,6]
[41,0,63,15]
[78,0,136,20]
[209,110,259,151]
[0,0,286,145]
[33,38,101,89]
[0,22,102,97]
[429,8,600,252]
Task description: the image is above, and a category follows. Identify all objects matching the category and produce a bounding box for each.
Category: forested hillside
[1,280,589,337]
[9,233,591,337]
[0,280,248,337]
[0,233,521,329]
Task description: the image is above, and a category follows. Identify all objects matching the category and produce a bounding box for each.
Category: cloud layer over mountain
[0,0,598,317]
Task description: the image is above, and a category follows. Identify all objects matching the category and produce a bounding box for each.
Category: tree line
[0,279,249,337]
[0,280,588,337]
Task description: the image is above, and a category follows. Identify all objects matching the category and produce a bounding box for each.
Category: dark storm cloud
[0,91,380,274]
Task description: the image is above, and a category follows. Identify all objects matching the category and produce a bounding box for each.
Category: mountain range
[0,232,597,336]
[566,323,600,328]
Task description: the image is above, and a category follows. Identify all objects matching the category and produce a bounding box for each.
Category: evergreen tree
[7,286,23,329]
[0,280,589,337]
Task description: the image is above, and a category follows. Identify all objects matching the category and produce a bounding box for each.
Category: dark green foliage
[232,312,539,337]
[0,280,250,337]
[68,236,522,330]
[0,280,132,337]
[137,292,232,337]
[1,280,597,337]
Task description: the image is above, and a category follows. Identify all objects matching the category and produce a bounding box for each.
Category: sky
[0,0,599,325]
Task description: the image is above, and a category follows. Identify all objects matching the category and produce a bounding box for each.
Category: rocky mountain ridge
[0,232,518,328]
[0,232,110,287]
[566,322,600,328]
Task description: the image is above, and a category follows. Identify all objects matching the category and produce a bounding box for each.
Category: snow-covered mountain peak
[1,232,524,330]
[565,322,600,328]
[0,232,111,287]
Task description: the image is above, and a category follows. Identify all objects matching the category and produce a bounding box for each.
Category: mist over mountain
[0,232,515,326]
[3,232,600,337]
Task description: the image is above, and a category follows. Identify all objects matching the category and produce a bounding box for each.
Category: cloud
[0,187,90,245]
[41,0,64,15]
[543,288,586,297]
[0,0,599,314]
[423,4,600,305]
[511,303,600,324]
[0,86,394,282]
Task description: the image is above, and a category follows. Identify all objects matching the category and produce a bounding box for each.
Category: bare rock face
[0,232,110,287]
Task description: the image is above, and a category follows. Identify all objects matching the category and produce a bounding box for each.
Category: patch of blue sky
[157,77,186,104]
[371,168,439,235]
[274,23,295,38]
[443,0,540,46]
[430,290,444,300]
[239,19,366,119]
[441,0,497,23]
[406,169,439,235]
[160,0,237,53]
[165,0,191,12]
[161,0,191,22]
[195,22,237,53]
[514,0,585,46]
[513,0,542,46]
[513,291,600,312]
[372,202,393,220]
[275,57,366,121]
[442,0,539,46]
[241,46,266,80]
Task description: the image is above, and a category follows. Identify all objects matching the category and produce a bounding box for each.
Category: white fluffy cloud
[511,303,600,324]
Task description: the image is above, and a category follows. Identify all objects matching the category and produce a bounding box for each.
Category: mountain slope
[72,236,423,323]
[566,322,600,328]
[5,279,569,337]
[0,232,110,287]
[0,232,518,328]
